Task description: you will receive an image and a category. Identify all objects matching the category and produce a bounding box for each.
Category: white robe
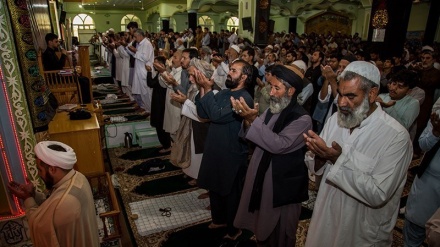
[117,45,133,100]
[305,104,413,247]
[113,47,122,82]
[24,170,99,247]
[160,67,182,135]
[181,90,218,179]
[127,38,154,111]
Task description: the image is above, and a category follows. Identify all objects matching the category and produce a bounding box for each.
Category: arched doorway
[305,11,351,36]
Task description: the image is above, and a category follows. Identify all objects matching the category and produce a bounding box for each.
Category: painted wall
[64,2,435,39]
[64,3,148,33]
[407,2,430,31]
[272,16,290,33]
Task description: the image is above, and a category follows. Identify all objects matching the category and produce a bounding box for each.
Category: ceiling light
[78,4,82,8]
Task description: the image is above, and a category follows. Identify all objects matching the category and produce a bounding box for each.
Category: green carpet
[133,174,195,196]
[119,147,168,160]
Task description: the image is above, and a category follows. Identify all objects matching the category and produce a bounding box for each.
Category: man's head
[337,61,380,129]
[285,50,297,64]
[383,58,395,70]
[133,29,145,43]
[154,56,167,66]
[311,51,324,66]
[338,54,356,75]
[181,48,199,69]
[388,69,417,100]
[227,45,241,62]
[204,27,209,33]
[267,53,277,64]
[189,58,214,85]
[241,47,255,65]
[421,50,436,69]
[45,33,60,49]
[226,60,252,90]
[327,53,341,71]
[268,65,304,113]
[171,50,182,68]
[127,21,138,35]
[34,141,77,189]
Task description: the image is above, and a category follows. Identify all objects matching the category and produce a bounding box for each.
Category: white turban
[34,141,77,169]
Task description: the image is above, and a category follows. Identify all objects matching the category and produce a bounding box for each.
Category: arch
[226,17,239,31]
[72,14,95,39]
[305,11,351,36]
[198,15,214,31]
[121,14,142,32]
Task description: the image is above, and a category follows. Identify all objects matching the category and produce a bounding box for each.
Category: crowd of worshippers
[90,22,440,246]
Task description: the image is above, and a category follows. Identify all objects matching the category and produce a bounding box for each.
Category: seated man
[43,33,67,71]
[8,141,100,247]
[376,69,420,131]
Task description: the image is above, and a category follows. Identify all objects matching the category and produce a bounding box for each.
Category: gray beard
[269,94,291,114]
[337,96,370,129]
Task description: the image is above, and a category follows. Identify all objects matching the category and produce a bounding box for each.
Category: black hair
[127,21,138,29]
[232,59,253,89]
[45,33,58,44]
[390,69,418,89]
[155,56,167,65]
[182,48,199,60]
[47,144,67,152]
[242,46,255,57]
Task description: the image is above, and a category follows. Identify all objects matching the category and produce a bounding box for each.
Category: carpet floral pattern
[108,147,422,247]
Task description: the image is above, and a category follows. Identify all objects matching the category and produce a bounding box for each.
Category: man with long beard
[8,141,99,247]
[231,65,312,246]
[303,61,413,246]
[196,59,254,242]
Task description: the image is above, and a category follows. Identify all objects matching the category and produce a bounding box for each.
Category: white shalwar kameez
[305,104,413,247]
[127,38,154,112]
[159,67,182,136]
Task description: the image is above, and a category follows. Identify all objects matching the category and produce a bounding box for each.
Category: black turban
[270,65,303,93]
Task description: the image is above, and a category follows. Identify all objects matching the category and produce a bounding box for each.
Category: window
[227,17,239,31]
[121,14,142,32]
[72,14,95,38]
[198,16,214,31]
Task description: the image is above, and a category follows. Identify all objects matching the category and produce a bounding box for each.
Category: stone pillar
[254,0,272,45]
[423,0,440,45]
[188,10,197,33]
[368,0,413,58]
[161,17,170,32]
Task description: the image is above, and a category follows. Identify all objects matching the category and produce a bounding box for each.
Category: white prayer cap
[265,45,273,50]
[422,45,434,52]
[292,60,307,74]
[230,44,240,54]
[108,28,115,33]
[34,141,77,169]
[342,61,380,86]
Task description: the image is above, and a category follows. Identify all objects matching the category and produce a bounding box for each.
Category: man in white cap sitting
[303,61,413,246]
[8,141,99,247]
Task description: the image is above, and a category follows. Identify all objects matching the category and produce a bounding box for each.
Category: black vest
[270,103,309,207]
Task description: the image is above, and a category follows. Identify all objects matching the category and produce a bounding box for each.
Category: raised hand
[8,178,35,200]
[230,96,259,124]
[303,130,342,164]
[170,90,187,104]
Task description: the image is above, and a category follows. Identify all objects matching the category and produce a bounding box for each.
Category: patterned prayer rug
[108,147,423,247]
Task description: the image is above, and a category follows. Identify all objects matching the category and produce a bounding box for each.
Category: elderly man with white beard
[232,65,312,247]
[303,61,413,246]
